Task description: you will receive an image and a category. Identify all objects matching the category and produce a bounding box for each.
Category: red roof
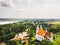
[37,27,51,38]
[38,28,46,36]
[14,38,20,40]
[45,32,51,38]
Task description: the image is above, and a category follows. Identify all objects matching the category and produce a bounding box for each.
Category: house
[11,32,29,43]
[36,25,53,41]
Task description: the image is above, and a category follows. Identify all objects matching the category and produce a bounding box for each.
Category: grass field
[45,21,60,25]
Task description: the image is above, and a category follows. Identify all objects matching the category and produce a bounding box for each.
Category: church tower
[40,25,43,29]
[50,32,53,41]
[36,25,39,33]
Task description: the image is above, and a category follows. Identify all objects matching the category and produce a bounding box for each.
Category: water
[0,21,19,25]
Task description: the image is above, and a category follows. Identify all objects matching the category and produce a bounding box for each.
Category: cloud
[18,0,22,2]
[0,0,60,19]
[0,0,15,7]
[0,7,60,19]
[27,0,31,2]
[18,0,31,2]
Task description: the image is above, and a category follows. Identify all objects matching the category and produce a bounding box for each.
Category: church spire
[40,25,43,29]
[36,25,39,33]
[46,29,48,32]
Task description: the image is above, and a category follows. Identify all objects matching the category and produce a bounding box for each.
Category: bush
[6,40,16,45]
[31,39,53,45]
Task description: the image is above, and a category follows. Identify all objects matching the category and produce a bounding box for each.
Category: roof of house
[37,26,52,38]
[23,37,29,40]
[14,37,21,40]
[14,36,29,41]
[45,32,51,38]
[38,28,46,36]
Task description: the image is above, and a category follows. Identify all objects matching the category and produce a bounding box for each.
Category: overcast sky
[0,0,60,19]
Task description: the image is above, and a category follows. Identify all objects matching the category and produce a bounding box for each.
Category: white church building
[36,25,53,41]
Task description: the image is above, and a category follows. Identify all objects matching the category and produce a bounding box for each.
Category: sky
[0,0,60,19]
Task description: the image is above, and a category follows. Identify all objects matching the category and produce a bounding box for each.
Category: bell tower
[40,25,43,29]
[36,25,39,33]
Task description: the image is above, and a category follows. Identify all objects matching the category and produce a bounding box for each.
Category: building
[11,32,29,43]
[36,25,53,41]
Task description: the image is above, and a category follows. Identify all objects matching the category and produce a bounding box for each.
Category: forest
[0,19,60,45]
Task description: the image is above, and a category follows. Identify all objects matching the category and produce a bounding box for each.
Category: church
[36,25,53,41]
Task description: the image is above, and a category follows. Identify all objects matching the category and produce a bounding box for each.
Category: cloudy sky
[0,0,60,19]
